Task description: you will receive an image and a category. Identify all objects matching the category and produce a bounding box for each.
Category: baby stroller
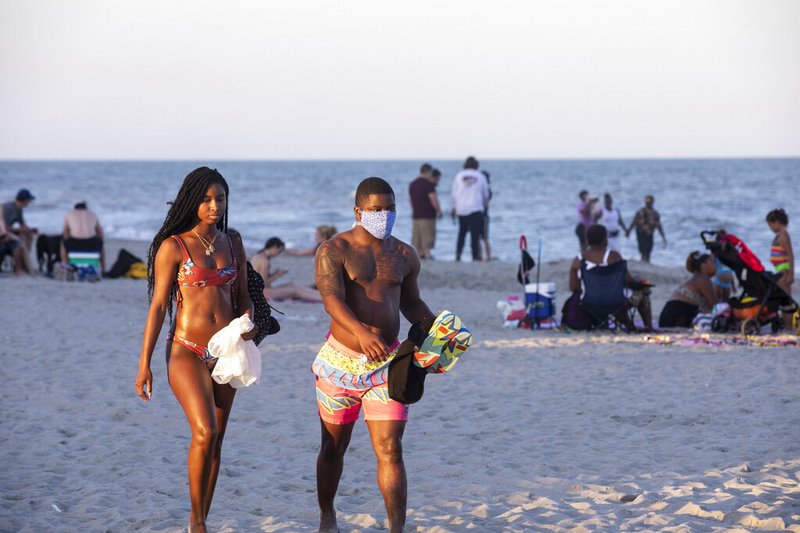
[701,231,798,335]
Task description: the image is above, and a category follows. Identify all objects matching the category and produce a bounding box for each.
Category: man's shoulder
[409,177,426,192]
[317,231,353,256]
[389,236,414,253]
[456,169,481,177]
[387,237,419,269]
[455,169,483,185]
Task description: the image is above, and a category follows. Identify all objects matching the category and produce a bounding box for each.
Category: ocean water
[1,159,798,270]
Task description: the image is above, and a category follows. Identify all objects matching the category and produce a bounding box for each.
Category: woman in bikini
[659,251,717,328]
[135,167,255,533]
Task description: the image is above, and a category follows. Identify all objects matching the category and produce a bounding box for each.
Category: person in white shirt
[596,193,628,253]
[450,156,490,261]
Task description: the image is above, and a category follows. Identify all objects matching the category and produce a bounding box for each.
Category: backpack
[125,262,147,279]
[561,292,594,331]
[246,261,280,345]
[105,248,144,278]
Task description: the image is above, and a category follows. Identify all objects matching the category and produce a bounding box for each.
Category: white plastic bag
[209,315,261,388]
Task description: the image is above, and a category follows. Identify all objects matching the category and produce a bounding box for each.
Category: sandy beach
[1,239,798,532]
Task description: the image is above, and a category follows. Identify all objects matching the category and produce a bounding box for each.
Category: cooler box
[525,282,556,319]
[68,251,101,270]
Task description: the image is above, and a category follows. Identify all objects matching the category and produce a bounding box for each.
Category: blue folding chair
[580,260,635,331]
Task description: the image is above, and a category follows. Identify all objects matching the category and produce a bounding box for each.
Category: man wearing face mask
[313,177,434,533]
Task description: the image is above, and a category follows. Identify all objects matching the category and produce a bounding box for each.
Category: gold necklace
[192,228,218,256]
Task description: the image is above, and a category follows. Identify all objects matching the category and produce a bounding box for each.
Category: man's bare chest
[345,250,407,287]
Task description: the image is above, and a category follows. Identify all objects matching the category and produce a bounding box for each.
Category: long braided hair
[147,167,230,321]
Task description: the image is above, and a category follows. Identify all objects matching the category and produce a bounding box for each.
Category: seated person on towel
[659,251,717,328]
[250,237,322,302]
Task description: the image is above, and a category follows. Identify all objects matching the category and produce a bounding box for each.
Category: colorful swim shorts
[312,334,408,424]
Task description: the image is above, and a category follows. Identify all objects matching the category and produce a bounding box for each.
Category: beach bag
[77,265,101,282]
[731,297,760,320]
[246,261,280,345]
[104,248,144,278]
[209,314,261,388]
[561,292,593,330]
[692,313,714,332]
[53,262,77,282]
[125,262,147,279]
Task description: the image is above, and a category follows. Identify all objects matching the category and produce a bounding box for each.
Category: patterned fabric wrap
[414,310,472,373]
[312,335,400,390]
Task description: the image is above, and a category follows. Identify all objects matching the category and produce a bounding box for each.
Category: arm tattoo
[315,243,345,298]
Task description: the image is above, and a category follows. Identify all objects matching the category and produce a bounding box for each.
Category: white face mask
[356,210,396,240]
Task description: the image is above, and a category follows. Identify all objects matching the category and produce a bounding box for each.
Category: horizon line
[1,155,799,163]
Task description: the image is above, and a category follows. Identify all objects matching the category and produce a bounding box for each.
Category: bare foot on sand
[319,511,339,533]
[188,519,207,533]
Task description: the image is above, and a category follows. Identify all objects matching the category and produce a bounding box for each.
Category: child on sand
[766,209,794,295]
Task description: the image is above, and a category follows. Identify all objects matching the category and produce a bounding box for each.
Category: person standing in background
[575,190,597,251]
[766,208,793,295]
[451,156,489,262]
[596,193,628,253]
[409,163,442,259]
[629,195,667,263]
[479,170,493,262]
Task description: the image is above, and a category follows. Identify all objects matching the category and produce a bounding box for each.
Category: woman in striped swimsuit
[766,208,794,295]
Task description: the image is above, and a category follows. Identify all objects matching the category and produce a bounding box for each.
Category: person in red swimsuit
[135,167,255,533]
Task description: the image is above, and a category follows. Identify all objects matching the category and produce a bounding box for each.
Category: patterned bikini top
[172,234,238,290]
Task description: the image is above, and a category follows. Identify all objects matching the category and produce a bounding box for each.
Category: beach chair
[64,237,103,281]
[68,250,101,270]
[580,260,635,331]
